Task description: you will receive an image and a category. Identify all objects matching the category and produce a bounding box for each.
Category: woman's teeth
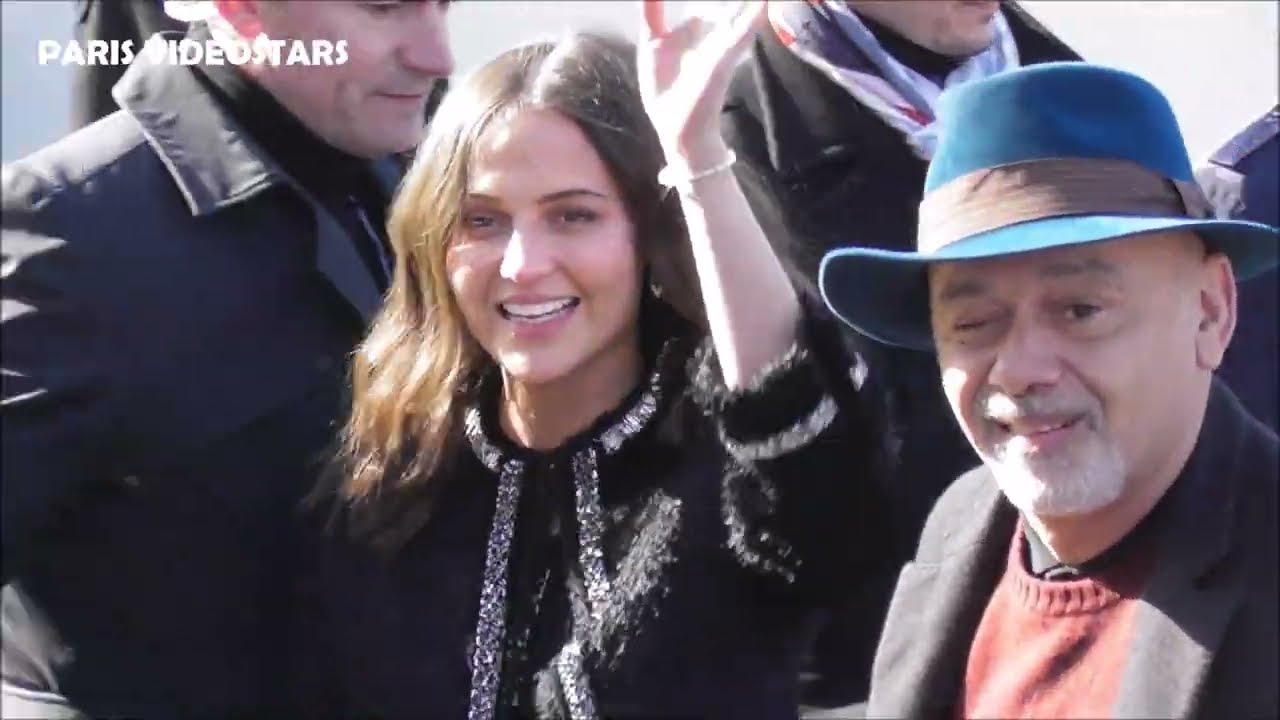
[500,298,578,320]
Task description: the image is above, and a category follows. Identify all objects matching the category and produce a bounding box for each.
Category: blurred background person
[1197,105,1278,432]
[2,1,453,718]
[720,1,1079,710]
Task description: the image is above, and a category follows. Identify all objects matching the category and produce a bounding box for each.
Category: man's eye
[1064,304,1102,322]
[954,318,990,333]
[359,1,402,15]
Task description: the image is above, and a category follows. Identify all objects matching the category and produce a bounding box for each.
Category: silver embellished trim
[599,390,658,454]
[571,447,612,614]
[554,640,599,720]
[464,406,505,473]
[598,342,672,455]
[466,458,525,720]
[723,394,839,462]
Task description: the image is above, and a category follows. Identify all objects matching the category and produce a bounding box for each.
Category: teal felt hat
[818,62,1278,351]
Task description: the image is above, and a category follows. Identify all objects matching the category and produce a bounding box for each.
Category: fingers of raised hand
[667,1,763,75]
[642,0,665,39]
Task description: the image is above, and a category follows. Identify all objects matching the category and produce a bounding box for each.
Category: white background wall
[2,1,1277,163]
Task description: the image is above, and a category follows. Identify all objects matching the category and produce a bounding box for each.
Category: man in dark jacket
[1198,106,1279,431]
[1,2,453,717]
[821,62,1278,720]
[720,1,1079,706]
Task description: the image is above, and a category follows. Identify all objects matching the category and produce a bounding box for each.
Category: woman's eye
[558,208,598,225]
[460,213,506,236]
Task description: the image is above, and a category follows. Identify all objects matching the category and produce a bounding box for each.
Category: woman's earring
[649,280,663,298]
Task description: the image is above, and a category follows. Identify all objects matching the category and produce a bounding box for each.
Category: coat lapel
[310,201,383,324]
[868,473,1014,718]
[305,156,403,325]
[115,35,395,325]
[312,155,403,324]
[1113,382,1248,719]
[751,28,875,182]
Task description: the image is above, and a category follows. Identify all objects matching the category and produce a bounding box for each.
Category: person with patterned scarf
[720,1,1080,712]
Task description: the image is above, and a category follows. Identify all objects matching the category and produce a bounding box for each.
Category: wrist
[667,135,732,171]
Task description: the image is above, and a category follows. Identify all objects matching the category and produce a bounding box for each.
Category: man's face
[928,231,1236,519]
[237,0,454,158]
[848,0,1001,58]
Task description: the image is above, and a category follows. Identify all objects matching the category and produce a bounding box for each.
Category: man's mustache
[977,389,1094,424]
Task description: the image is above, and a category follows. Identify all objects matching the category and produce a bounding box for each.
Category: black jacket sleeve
[1,166,120,581]
[688,293,894,602]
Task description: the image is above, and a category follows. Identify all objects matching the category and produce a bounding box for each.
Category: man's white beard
[985,432,1128,518]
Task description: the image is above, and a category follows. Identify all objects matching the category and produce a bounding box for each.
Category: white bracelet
[657,150,738,190]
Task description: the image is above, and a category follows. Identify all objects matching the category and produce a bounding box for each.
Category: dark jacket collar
[112,33,279,217]
[111,31,402,323]
[111,30,402,218]
[1111,379,1256,718]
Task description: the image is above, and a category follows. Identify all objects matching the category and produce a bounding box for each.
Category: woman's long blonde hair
[335,32,705,547]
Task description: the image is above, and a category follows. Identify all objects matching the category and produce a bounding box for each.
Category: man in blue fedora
[819,62,1278,719]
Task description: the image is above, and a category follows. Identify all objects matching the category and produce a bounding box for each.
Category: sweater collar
[462,334,689,473]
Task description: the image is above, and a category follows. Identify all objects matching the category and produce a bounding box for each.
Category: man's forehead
[929,244,1124,301]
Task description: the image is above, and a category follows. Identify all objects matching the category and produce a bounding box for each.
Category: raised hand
[636,0,767,163]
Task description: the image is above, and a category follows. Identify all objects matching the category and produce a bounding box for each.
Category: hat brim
[819,214,1279,352]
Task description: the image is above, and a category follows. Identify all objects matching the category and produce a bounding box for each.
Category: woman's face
[446,108,643,387]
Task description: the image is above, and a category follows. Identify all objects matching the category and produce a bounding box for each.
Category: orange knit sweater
[958,521,1155,719]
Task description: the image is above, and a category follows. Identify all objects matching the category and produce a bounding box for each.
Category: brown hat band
[916,157,1213,254]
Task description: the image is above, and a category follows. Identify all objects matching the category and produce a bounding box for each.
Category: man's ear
[210,0,264,38]
[1194,251,1237,370]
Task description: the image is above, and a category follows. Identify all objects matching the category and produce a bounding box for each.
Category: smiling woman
[341,32,708,496]
[448,107,647,413]
[293,10,895,720]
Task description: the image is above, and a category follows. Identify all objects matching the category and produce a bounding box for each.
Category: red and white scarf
[769,1,1021,160]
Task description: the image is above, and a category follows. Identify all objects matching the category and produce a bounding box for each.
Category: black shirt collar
[1023,489,1172,580]
[854,11,964,85]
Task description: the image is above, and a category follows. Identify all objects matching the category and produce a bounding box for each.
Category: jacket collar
[867,472,1015,717]
[1112,378,1251,718]
[112,32,282,217]
[112,35,403,323]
